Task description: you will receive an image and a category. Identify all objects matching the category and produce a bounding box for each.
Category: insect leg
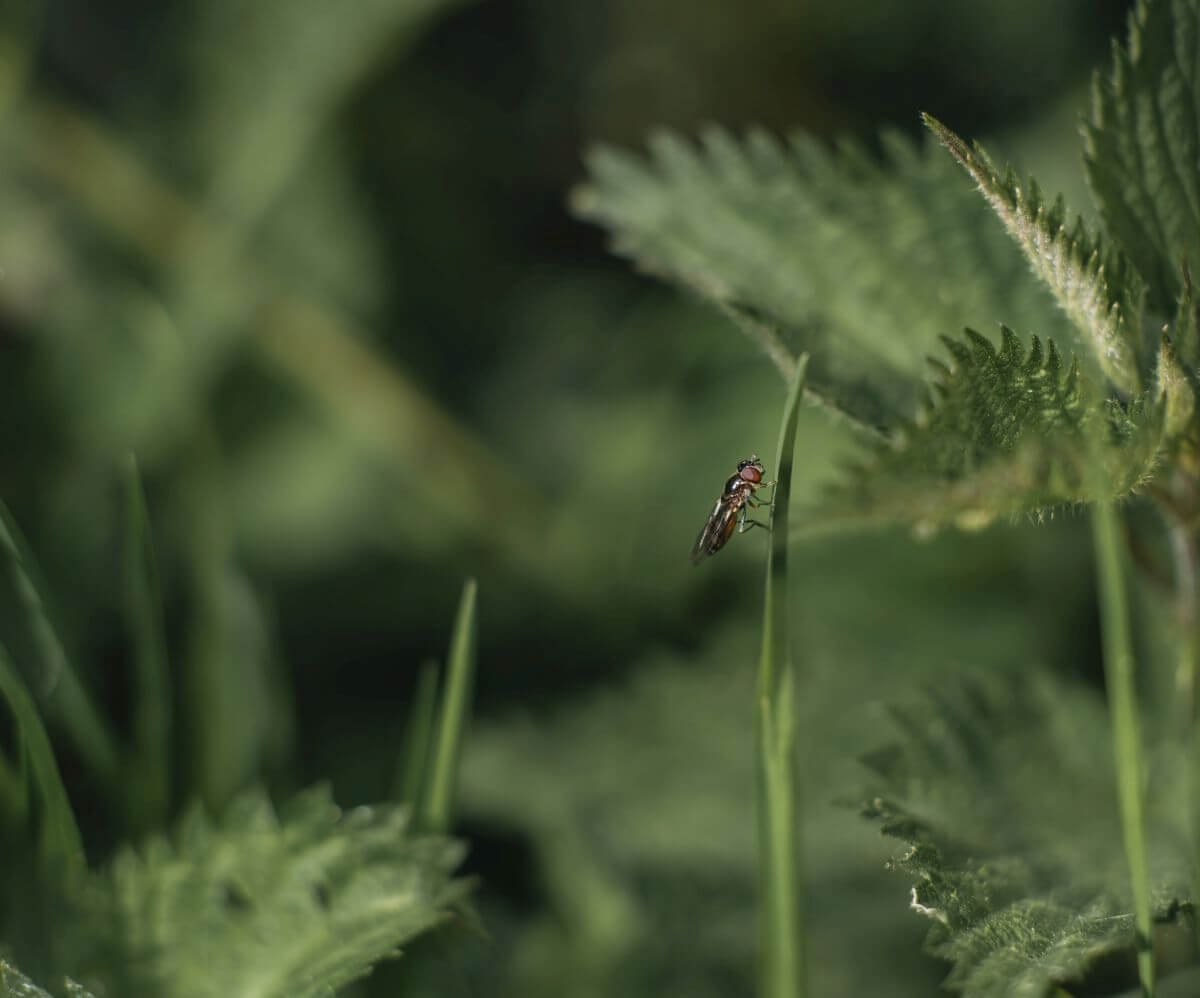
[737,506,772,533]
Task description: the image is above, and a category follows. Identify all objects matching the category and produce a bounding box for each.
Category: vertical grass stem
[397,657,440,810]
[1092,496,1155,996]
[756,355,808,998]
[122,454,171,829]
[0,503,120,790]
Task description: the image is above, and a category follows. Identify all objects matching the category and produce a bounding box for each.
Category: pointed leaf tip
[927,118,1142,392]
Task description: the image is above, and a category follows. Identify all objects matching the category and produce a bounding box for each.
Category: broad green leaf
[858,675,1192,996]
[102,785,467,997]
[1084,0,1200,314]
[815,328,1165,533]
[924,115,1145,393]
[572,127,1074,433]
[0,960,95,998]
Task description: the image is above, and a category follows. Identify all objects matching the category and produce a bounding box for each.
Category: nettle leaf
[0,961,94,998]
[816,328,1165,533]
[1084,0,1200,314]
[99,785,467,998]
[571,127,1075,434]
[858,675,1193,997]
[924,115,1146,393]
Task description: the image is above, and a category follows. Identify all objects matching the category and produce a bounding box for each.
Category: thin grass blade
[756,355,808,998]
[0,640,84,869]
[1091,493,1154,995]
[396,658,440,810]
[423,579,478,832]
[0,502,120,790]
[122,454,171,829]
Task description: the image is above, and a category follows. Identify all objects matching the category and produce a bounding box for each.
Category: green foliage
[858,677,1191,996]
[572,126,1074,434]
[925,114,1146,392]
[0,642,83,869]
[0,960,94,998]
[0,505,119,792]
[454,524,1068,997]
[95,786,467,997]
[422,578,479,833]
[821,328,1166,532]
[574,115,1196,532]
[121,455,171,831]
[1085,0,1200,315]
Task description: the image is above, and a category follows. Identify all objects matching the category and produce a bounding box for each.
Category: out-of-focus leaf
[102,786,467,997]
[0,641,83,869]
[456,527,1069,997]
[1084,0,1200,313]
[121,455,171,830]
[183,0,464,235]
[0,960,95,998]
[858,675,1193,996]
[0,505,119,792]
[572,127,1074,432]
[176,447,293,811]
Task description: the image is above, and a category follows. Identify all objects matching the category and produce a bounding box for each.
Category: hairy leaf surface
[925,115,1145,392]
[858,676,1192,996]
[1085,0,1200,313]
[0,961,94,998]
[572,128,1075,432]
[814,328,1165,532]
[99,785,467,997]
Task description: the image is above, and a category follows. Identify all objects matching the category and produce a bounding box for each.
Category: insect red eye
[739,466,762,483]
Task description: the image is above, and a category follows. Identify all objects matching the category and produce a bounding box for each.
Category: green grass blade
[423,579,478,832]
[756,355,808,998]
[122,455,171,829]
[396,658,440,809]
[0,502,121,789]
[1091,496,1154,996]
[0,639,84,869]
[0,750,22,818]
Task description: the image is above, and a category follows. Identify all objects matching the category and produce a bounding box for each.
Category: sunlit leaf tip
[923,113,1143,394]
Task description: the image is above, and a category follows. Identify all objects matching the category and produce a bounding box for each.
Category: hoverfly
[690,455,777,563]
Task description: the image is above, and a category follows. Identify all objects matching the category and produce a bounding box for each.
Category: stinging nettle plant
[0,471,479,997]
[573,0,1200,994]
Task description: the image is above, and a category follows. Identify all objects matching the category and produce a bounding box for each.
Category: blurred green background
[0,0,1135,994]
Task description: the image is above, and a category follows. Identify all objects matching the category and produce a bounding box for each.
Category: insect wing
[691,497,737,563]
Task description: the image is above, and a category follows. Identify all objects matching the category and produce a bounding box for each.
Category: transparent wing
[690,499,735,563]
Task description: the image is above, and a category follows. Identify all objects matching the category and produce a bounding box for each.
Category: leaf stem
[756,355,808,998]
[1092,496,1155,997]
